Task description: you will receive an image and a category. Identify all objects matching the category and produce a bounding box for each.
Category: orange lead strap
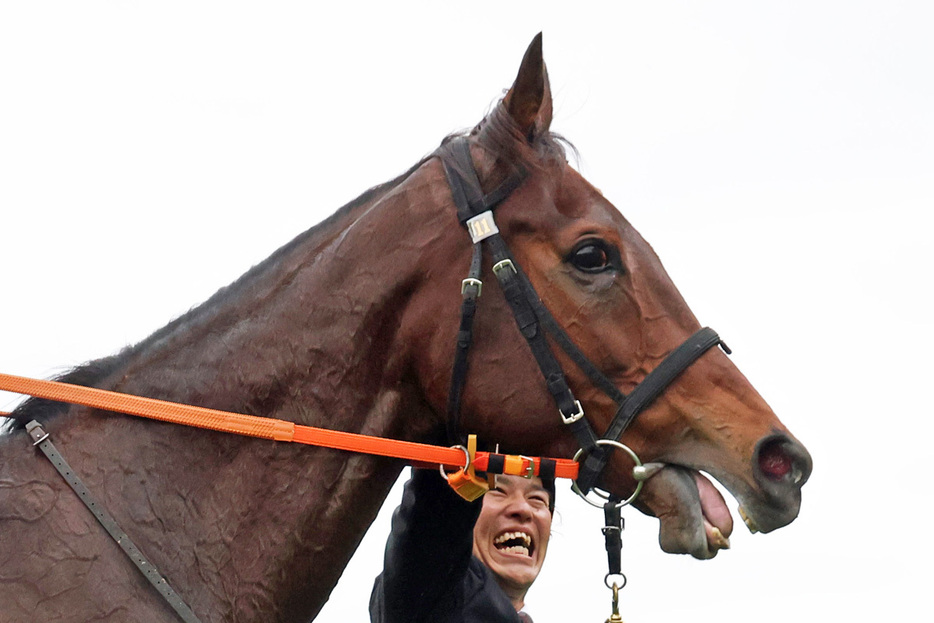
[0,372,579,483]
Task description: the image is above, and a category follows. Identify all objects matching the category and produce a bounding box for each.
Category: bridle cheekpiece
[438,137,730,499]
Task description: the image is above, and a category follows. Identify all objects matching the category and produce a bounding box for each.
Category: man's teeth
[494,531,532,556]
[495,531,532,546]
[501,545,530,555]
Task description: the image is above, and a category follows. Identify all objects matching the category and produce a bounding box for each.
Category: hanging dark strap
[603,499,624,576]
[510,251,626,404]
[24,420,202,623]
[483,235,599,454]
[441,138,529,444]
[446,243,484,443]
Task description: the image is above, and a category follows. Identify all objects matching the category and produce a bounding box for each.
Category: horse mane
[2,158,429,432]
[4,100,572,432]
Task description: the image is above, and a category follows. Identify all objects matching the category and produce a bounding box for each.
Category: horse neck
[54,159,453,620]
[111,160,444,432]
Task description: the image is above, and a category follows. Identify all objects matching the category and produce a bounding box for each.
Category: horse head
[0,33,814,623]
[408,34,811,560]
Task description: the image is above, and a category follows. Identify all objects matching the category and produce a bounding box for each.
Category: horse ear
[503,33,553,140]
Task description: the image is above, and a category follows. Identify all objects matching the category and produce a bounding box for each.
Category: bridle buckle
[492,259,516,277]
[560,400,584,425]
[461,278,482,297]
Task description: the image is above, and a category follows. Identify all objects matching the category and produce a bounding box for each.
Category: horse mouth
[637,465,736,560]
[629,432,812,559]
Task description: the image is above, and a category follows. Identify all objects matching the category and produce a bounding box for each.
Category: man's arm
[369,468,482,622]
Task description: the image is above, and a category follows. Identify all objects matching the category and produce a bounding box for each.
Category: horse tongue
[694,472,734,549]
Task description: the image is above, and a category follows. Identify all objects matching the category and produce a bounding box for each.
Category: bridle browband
[439,137,730,494]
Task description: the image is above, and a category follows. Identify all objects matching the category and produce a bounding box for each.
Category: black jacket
[369,469,527,623]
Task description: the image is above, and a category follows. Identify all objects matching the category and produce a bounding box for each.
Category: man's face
[472,475,553,595]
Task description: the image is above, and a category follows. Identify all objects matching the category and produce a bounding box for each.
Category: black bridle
[439,137,730,494]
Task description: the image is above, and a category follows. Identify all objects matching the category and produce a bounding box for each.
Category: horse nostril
[759,439,792,480]
[756,436,811,486]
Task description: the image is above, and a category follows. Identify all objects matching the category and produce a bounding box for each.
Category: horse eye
[568,242,612,273]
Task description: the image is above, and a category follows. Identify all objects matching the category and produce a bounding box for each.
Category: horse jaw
[634,467,735,560]
[587,349,811,560]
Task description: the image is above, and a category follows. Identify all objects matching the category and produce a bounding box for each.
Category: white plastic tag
[466,210,499,243]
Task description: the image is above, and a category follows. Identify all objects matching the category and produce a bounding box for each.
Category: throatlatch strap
[24,420,202,623]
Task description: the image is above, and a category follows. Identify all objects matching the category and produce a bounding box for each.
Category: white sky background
[1,2,932,622]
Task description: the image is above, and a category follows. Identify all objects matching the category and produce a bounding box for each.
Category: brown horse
[0,35,810,622]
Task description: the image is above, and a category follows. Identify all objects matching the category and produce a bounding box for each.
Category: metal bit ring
[571,439,644,509]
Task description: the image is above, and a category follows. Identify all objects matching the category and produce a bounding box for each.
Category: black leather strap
[575,328,728,492]
[441,139,529,444]
[441,139,528,224]
[511,257,625,403]
[604,327,728,444]
[438,136,731,494]
[446,243,484,443]
[484,234,598,454]
[25,420,202,623]
[603,500,624,576]
[539,458,557,481]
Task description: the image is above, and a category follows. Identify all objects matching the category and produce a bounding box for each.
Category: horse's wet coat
[0,35,810,622]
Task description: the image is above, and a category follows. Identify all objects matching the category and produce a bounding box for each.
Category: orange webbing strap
[0,372,579,480]
[472,453,579,479]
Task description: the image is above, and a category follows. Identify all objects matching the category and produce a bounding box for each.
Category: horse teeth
[738,506,759,534]
[709,527,731,550]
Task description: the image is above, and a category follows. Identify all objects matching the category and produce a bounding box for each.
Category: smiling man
[369,468,555,622]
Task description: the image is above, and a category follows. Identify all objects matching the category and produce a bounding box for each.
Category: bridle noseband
[439,137,730,495]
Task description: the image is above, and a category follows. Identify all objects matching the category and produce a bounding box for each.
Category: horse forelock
[441,102,575,180]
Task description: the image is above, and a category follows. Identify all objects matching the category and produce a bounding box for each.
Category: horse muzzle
[738,433,813,534]
[629,432,811,559]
